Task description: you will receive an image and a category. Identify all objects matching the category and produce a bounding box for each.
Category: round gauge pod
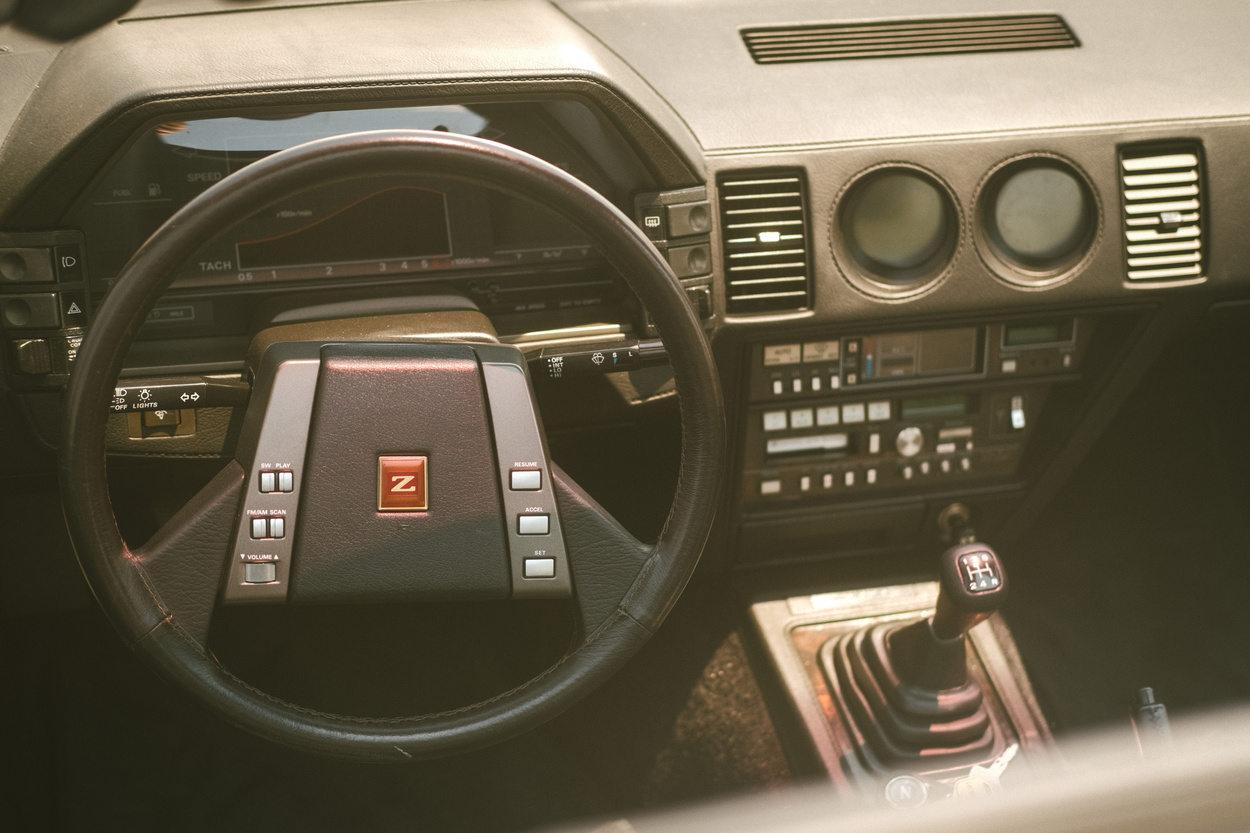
[976,155,1099,287]
[834,166,960,299]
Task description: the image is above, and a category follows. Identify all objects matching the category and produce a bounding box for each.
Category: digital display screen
[236,187,451,270]
[901,394,969,420]
[1004,321,1071,347]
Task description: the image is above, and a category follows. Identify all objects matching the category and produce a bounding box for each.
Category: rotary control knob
[896,426,924,457]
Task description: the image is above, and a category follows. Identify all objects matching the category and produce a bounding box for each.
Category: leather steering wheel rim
[59,129,725,761]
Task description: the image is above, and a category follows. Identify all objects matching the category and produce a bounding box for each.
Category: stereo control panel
[741,318,1092,507]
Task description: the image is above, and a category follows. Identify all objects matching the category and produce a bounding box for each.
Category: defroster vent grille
[1120,145,1205,282]
[718,171,812,314]
[741,14,1078,65]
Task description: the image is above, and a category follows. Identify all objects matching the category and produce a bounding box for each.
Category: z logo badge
[377,456,428,511]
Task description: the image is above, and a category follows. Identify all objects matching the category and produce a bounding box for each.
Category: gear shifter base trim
[749,582,1050,794]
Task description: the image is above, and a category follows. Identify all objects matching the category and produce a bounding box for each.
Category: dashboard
[2,0,1250,573]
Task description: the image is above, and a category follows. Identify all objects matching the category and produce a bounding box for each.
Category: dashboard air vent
[718,171,812,314]
[741,14,1078,65]
[1120,145,1205,282]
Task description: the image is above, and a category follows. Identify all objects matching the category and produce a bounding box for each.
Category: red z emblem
[377,456,428,511]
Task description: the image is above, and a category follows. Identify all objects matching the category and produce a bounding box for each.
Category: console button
[842,403,866,423]
[517,515,550,535]
[762,410,787,431]
[760,478,782,495]
[259,471,276,493]
[816,406,839,426]
[868,401,892,421]
[269,517,285,538]
[251,518,268,539]
[277,471,294,492]
[789,408,814,429]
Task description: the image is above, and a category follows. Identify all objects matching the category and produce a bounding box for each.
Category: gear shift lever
[932,543,1008,639]
[820,542,1010,771]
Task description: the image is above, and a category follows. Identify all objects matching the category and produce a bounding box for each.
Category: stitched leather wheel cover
[59,130,725,760]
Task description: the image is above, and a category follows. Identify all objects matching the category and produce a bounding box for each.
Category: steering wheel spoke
[550,463,652,635]
[130,460,246,646]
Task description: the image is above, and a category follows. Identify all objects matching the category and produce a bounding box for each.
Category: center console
[735,313,1103,563]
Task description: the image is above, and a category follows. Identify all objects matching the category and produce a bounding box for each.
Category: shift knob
[931,542,1008,640]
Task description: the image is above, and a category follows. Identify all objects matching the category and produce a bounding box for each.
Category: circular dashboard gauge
[835,167,959,297]
[977,156,1098,285]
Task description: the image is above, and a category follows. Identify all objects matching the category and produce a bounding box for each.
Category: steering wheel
[59,130,725,761]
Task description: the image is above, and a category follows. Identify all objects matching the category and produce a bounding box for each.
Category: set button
[258,469,294,494]
[249,517,286,539]
[523,558,556,579]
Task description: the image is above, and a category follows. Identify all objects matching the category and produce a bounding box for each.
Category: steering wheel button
[277,471,294,492]
[517,514,549,535]
[250,518,268,539]
[523,558,556,579]
[259,471,276,493]
[243,563,277,584]
[510,469,542,491]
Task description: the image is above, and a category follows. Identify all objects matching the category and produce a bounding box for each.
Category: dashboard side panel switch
[667,201,712,237]
[12,339,51,375]
[0,294,60,329]
[277,470,294,492]
[517,514,550,535]
[523,558,556,579]
[684,284,712,318]
[259,471,276,493]
[250,518,268,539]
[510,469,542,491]
[666,243,711,278]
[0,248,55,284]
